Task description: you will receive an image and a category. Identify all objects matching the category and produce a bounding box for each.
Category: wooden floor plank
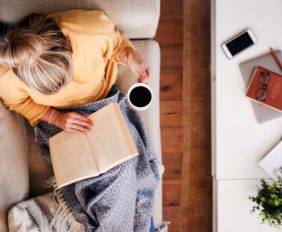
[158,0,212,231]
[161,126,183,154]
[163,179,182,207]
[163,207,181,232]
[160,0,183,20]
[181,0,212,232]
[160,100,183,127]
[157,1,184,230]
[162,152,182,180]
[156,20,183,47]
[160,73,182,101]
[160,46,183,73]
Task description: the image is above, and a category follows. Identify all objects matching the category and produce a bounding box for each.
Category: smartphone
[221,29,257,59]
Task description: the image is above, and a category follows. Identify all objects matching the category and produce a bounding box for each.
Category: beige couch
[0,0,163,231]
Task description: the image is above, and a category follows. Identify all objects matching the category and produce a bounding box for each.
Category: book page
[87,103,138,172]
[49,132,99,188]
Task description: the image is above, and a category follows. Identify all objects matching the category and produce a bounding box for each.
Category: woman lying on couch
[0,10,159,232]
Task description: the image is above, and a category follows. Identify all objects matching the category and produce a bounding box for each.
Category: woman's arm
[90,11,151,82]
[0,84,92,133]
[119,46,151,83]
[40,108,92,134]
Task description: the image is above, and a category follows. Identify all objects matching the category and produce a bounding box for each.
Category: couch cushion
[24,120,54,198]
[8,193,57,232]
[0,0,160,39]
[0,101,29,232]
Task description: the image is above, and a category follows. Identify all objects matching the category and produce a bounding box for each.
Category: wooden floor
[155,0,212,231]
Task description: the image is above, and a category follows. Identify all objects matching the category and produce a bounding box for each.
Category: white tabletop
[213,0,282,179]
[216,179,281,232]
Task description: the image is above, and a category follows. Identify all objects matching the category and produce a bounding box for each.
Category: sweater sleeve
[85,10,135,63]
[76,10,134,64]
[110,31,134,64]
[7,97,50,126]
[0,69,50,126]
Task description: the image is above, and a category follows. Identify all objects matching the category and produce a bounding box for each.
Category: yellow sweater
[0,10,133,126]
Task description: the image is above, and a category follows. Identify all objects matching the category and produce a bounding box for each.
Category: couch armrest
[116,40,163,228]
[116,40,161,163]
[92,0,161,39]
[0,0,160,39]
[0,102,29,232]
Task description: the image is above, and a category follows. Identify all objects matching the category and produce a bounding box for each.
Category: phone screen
[226,32,254,56]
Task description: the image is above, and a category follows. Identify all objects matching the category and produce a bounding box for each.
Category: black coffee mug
[127,83,153,111]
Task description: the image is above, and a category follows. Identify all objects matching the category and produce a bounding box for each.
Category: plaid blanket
[33,86,160,232]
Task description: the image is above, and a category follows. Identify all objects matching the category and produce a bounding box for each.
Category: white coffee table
[212,0,282,231]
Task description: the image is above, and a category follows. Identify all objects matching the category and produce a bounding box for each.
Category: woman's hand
[120,47,151,83]
[54,112,93,134]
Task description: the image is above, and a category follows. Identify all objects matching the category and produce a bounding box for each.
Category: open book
[49,103,138,188]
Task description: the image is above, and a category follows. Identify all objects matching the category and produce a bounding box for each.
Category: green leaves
[249,178,282,228]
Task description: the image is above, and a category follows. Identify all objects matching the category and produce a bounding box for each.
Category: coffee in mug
[127,83,153,111]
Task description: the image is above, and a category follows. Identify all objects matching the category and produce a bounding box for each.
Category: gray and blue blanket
[33,86,160,232]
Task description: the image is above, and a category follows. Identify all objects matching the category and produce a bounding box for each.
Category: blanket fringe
[41,176,57,189]
[44,177,85,232]
[155,221,170,232]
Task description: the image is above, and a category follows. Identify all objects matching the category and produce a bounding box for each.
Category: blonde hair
[0,13,73,94]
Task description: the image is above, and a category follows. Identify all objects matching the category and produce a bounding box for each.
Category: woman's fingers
[58,112,93,134]
[138,76,148,83]
[68,114,93,133]
[145,66,151,79]
[72,124,90,133]
[139,64,151,83]
[70,118,93,129]
[65,127,86,134]
[72,113,93,128]
[127,52,152,83]
[138,69,149,83]
[65,122,91,133]
[72,113,92,122]
[65,122,90,133]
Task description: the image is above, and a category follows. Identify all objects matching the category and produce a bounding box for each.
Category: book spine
[86,133,100,173]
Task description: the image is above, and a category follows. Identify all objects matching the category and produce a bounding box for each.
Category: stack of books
[246,66,282,112]
[240,49,282,123]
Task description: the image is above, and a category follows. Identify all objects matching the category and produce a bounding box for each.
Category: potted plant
[249,178,282,227]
